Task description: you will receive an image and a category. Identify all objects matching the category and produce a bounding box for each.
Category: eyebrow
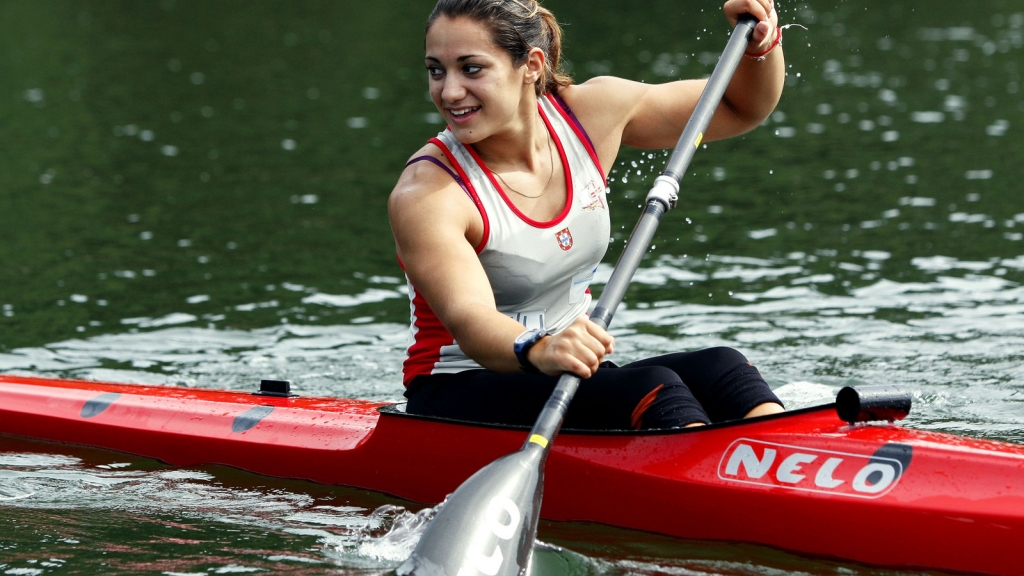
[424,55,483,63]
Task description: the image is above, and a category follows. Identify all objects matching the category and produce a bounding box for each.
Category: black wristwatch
[513,329,548,373]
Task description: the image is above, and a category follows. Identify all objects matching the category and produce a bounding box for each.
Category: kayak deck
[1,374,1022,575]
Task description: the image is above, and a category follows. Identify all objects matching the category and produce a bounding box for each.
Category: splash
[354,504,438,562]
[324,503,438,569]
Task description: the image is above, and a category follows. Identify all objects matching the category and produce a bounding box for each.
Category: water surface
[3,0,1023,573]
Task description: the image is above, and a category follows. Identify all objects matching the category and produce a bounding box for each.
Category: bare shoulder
[388,143,481,258]
[559,77,647,128]
[389,144,463,216]
[555,79,650,172]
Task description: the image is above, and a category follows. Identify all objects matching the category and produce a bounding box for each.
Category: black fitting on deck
[836,385,911,424]
[253,379,298,398]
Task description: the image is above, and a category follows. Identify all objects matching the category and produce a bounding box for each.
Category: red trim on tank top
[402,285,455,386]
[463,104,574,229]
[428,137,490,253]
[545,93,606,184]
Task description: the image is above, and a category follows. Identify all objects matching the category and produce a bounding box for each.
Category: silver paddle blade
[398,446,544,576]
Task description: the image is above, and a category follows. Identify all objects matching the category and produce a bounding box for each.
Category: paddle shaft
[525,14,757,448]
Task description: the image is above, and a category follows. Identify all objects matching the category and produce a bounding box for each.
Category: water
[2,0,1023,573]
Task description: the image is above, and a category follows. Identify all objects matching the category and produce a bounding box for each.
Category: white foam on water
[773,381,836,409]
[325,504,436,566]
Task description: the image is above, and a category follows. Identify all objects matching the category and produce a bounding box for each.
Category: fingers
[723,0,778,50]
[754,20,771,44]
[724,0,771,22]
[528,318,614,378]
[579,316,615,355]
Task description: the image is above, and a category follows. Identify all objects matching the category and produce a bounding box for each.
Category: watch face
[515,330,537,345]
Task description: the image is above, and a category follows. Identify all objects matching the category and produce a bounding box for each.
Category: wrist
[513,329,548,373]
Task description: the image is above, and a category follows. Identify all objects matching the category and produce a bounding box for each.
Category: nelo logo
[718,439,904,499]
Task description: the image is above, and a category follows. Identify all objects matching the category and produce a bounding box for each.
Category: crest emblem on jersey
[555,227,573,251]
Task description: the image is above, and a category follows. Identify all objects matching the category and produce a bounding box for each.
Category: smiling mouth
[449,106,480,118]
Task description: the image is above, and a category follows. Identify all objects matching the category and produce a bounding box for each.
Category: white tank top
[403,94,610,384]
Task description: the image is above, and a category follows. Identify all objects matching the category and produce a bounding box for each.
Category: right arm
[388,152,612,377]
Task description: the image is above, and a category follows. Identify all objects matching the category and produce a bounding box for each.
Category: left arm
[624,0,784,148]
[560,0,783,169]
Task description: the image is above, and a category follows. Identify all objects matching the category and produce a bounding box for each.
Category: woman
[389,0,786,430]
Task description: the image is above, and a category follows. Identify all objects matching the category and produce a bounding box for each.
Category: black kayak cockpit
[836,385,912,424]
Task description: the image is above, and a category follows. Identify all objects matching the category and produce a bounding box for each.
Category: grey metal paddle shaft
[400,15,757,576]
[663,16,757,181]
[530,13,757,447]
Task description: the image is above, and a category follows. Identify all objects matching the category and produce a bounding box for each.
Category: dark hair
[426,0,572,95]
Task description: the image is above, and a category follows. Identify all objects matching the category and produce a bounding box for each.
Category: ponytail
[536,6,572,95]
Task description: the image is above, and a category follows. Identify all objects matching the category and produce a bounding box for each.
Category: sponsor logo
[569,268,595,304]
[580,179,606,212]
[718,438,904,498]
[555,227,573,251]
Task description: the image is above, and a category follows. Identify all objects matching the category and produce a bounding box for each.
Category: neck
[472,94,547,172]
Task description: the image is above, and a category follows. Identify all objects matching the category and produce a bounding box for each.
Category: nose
[440,75,466,104]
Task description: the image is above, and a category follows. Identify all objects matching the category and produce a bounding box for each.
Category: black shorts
[404,346,782,431]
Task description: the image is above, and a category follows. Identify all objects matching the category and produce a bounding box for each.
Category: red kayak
[1,373,1022,575]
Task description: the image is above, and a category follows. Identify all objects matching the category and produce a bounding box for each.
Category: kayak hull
[1,374,1022,575]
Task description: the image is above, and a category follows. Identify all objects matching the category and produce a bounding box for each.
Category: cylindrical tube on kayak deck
[836,385,912,424]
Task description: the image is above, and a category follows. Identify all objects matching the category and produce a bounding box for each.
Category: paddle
[398,14,759,576]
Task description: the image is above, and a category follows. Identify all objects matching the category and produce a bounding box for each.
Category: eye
[463,64,482,75]
[426,65,444,78]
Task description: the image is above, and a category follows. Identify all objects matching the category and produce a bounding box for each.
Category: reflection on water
[0,320,408,400]
[3,0,1024,574]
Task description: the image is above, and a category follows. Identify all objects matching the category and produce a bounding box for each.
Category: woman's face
[424,16,536,144]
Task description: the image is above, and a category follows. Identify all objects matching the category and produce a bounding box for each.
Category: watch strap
[513,329,547,373]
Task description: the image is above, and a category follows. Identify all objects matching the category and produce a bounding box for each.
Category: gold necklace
[494,136,556,200]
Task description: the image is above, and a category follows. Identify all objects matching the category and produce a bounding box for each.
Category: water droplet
[24,88,45,103]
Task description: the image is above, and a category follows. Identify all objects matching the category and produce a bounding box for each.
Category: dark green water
[3,0,1024,574]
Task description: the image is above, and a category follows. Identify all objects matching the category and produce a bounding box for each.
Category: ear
[522,47,546,87]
